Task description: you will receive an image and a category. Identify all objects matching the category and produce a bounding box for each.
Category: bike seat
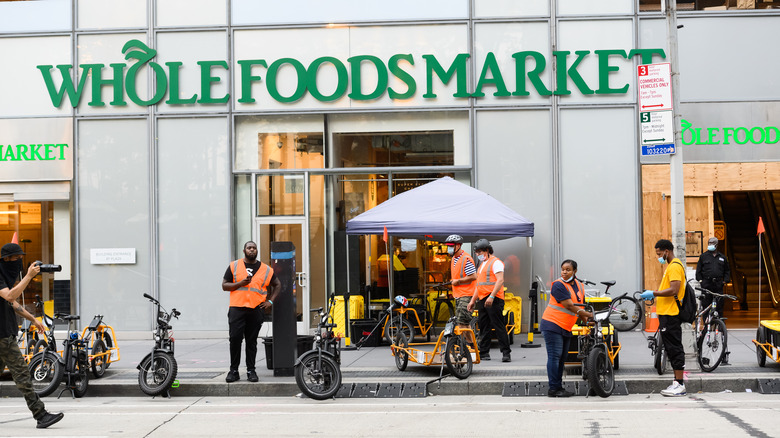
[601,281,616,287]
[57,314,80,321]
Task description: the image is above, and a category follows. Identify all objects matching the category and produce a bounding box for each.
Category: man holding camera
[0,243,64,429]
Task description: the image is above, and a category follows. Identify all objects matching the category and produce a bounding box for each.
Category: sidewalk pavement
[2,329,778,398]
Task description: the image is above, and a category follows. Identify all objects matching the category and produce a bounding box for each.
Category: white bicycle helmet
[444,234,463,245]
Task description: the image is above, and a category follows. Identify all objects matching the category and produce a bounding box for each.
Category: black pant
[228,306,265,372]
[700,279,725,315]
[659,314,686,371]
[477,296,511,355]
[0,336,46,419]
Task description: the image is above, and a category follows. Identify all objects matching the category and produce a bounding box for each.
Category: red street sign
[637,63,673,112]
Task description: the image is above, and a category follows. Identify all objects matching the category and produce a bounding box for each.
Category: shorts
[455,297,473,325]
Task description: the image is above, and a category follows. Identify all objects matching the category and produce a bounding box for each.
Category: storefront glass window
[333,131,453,168]
[475,0,549,17]
[235,115,325,170]
[638,0,779,12]
[257,175,305,216]
[0,202,54,309]
[77,0,146,29]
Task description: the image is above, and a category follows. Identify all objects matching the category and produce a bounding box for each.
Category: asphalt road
[1,393,778,437]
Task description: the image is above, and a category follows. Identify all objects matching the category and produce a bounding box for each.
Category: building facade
[1,0,778,333]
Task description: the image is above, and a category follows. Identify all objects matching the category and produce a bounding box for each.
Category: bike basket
[87,315,103,330]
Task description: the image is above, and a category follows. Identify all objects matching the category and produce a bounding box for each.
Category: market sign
[0,119,73,183]
[36,40,667,108]
[681,119,780,145]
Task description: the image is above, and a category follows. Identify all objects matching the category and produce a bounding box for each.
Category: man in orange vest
[443,235,477,331]
[222,241,280,383]
[467,239,511,362]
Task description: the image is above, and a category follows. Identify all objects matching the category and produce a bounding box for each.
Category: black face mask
[0,259,23,285]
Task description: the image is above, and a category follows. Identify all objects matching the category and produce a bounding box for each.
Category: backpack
[671,261,697,323]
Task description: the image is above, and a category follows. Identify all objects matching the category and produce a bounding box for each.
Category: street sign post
[637,63,673,112]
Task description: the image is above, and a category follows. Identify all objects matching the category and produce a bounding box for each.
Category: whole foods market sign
[37,40,667,107]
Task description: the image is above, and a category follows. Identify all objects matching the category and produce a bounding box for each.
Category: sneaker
[660,381,686,397]
[247,370,259,382]
[225,370,240,383]
[548,388,574,398]
[502,353,511,363]
[481,353,491,361]
[36,411,64,429]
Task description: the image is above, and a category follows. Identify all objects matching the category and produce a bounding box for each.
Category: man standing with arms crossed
[640,239,687,396]
[0,243,64,429]
[468,239,511,362]
[222,241,280,383]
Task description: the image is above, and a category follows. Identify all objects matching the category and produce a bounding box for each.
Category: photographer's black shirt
[0,275,19,338]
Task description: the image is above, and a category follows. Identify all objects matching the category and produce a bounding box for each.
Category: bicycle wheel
[609,296,642,332]
[654,343,667,375]
[294,354,341,400]
[394,332,409,371]
[587,347,614,398]
[444,335,472,379]
[33,339,48,355]
[756,328,767,367]
[28,351,63,397]
[697,319,727,372]
[102,333,113,369]
[91,339,107,378]
[138,352,178,396]
[383,316,414,344]
[71,351,89,398]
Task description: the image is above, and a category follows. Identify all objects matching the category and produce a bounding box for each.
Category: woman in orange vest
[222,241,280,383]
[443,234,476,329]
[467,239,511,362]
[540,259,592,397]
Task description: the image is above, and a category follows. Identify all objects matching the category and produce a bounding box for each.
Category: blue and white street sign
[641,143,676,156]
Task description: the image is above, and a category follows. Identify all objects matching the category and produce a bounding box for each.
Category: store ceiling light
[0,211,19,215]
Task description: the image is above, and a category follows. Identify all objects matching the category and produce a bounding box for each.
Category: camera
[34,261,62,273]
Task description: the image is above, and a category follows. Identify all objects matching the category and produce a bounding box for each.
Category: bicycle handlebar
[695,287,737,301]
[581,279,597,286]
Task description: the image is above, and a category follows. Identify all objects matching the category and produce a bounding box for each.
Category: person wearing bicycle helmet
[540,259,592,397]
[443,235,477,331]
[467,239,511,362]
[0,243,64,429]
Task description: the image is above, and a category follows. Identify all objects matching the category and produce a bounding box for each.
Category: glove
[640,290,655,300]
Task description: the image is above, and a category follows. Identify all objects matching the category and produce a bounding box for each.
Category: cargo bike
[754,320,780,367]
[566,294,626,397]
[391,295,480,380]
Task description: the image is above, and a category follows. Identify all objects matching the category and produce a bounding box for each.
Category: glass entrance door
[254,218,309,334]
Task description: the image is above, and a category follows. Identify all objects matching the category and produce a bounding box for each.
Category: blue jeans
[542,330,571,391]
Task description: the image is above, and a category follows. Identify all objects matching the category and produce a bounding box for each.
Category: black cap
[1,243,25,259]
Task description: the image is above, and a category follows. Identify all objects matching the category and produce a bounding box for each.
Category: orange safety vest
[451,251,476,298]
[477,255,504,300]
[229,259,273,308]
[541,278,584,332]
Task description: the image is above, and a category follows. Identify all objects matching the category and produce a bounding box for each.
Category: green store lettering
[681,120,780,146]
[0,144,68,161]
[36,40,667,107]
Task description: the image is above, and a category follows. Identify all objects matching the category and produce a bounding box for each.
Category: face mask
[562,276,574,283]
[707,245,716,252]
[658,255,667,264]
[0,259,23,283]
[477,254,486,262]
[447,247,454,256]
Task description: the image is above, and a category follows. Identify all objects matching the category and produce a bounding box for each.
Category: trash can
[263,336,316,370]
[350,319,381,347]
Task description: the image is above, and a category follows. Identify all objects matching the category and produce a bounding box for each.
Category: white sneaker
[660,381,686,397]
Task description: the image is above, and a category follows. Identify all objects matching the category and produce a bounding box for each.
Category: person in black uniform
[0,243,64,429]
[695,237,731,316]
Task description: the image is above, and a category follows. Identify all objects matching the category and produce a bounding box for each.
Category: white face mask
[447,247,454,256]
[477,254,486,262]
[562,276,574,283]
[707,245,716,252]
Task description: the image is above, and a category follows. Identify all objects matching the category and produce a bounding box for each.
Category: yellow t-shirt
[656,258,686,316]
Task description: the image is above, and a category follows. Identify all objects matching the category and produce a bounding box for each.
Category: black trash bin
[263,335,316,370]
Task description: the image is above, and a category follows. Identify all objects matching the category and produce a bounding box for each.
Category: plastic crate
[350,319,381,347]
[329,295,365,338]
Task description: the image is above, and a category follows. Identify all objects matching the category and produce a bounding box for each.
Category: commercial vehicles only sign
[637,63,672,112]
